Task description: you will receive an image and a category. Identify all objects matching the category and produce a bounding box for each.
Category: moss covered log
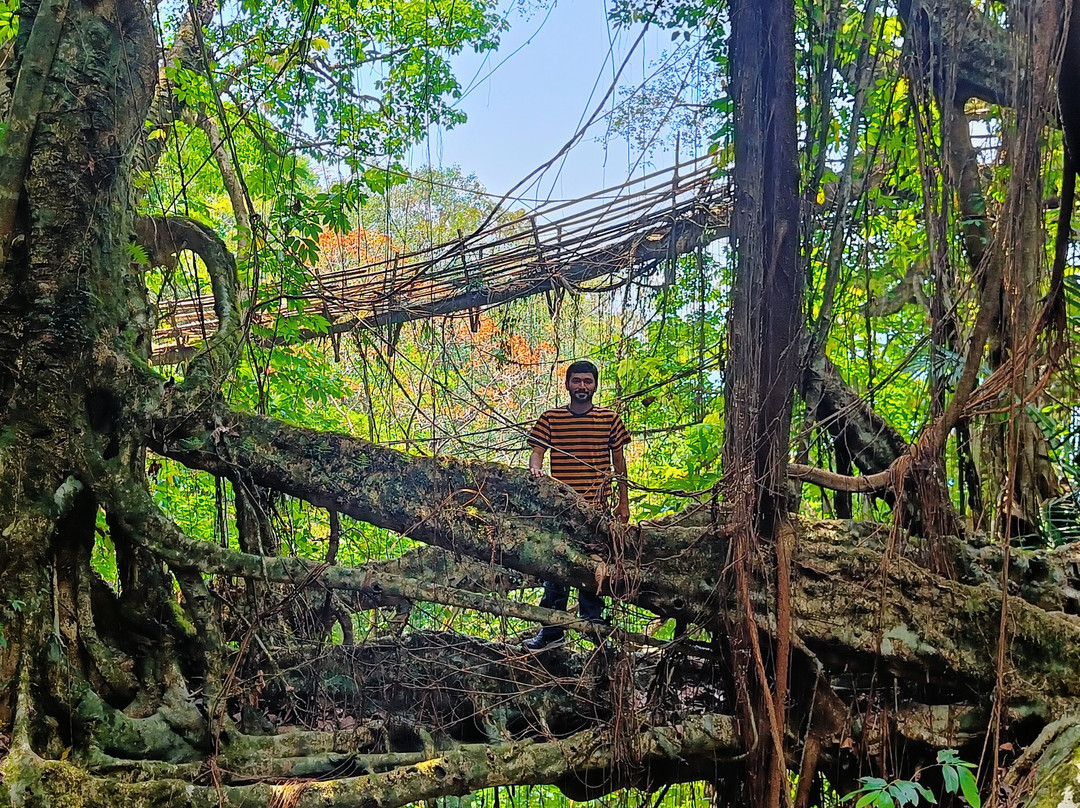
[0,713,739,808]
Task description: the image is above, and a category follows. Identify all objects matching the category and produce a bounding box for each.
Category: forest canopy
[2,1,1080,807]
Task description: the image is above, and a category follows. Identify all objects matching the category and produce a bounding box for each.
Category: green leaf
[957,767,981,808]
[845,778,889,805]
[942,764,959,795]
[913,782,937,804]
[126,241,150,266]
[888,781,919,808]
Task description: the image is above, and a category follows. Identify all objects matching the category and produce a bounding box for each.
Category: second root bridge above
[151,155,730,363]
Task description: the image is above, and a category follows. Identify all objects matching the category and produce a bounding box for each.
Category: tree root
[1002,711,1080,808]
[1,713,739,808]
[132,216,241,387]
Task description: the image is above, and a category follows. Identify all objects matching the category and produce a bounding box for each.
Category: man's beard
[573,390,593,402]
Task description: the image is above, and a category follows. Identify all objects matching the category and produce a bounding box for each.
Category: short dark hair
[565,360,599,383]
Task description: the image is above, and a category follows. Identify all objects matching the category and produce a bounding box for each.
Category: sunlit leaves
[204,0,504,164]
[843,750,981,808]
[0,0,17,42]
[164,64,215,107]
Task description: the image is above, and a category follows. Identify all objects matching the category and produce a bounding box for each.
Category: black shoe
[523,630,565,652]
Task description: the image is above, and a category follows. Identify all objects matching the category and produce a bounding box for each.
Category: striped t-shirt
[527,406,631,503]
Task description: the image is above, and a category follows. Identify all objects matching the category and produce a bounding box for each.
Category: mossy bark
[0,0,155,722]
[1004,713,1080,807]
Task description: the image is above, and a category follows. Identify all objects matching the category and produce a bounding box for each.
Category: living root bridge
[9,375,1080,806]
[147,394,726,623]
[149,394,1080,714]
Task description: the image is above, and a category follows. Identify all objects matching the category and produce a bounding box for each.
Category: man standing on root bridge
[524,360,631,651]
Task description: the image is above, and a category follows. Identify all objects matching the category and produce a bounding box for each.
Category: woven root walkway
[153,156,730,361]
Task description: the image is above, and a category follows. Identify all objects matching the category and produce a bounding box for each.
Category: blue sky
[409,0,679,203]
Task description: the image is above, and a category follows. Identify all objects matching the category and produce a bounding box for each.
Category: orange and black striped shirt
[527,406,631,503]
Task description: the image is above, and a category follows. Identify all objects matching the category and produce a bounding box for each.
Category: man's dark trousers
[537,582,604,640]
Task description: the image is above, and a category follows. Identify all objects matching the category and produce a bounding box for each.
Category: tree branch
[788,462,891,493]
[101,465,697,654]
[147,397,723,623]
[133,216,241,387]
[0,0,72,265]
[797,350,909,475]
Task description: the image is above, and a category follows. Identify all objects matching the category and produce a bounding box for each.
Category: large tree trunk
[725,0,802,515]
[970,0,1065,544]
[725,2,802,803]
[0,0,157,732]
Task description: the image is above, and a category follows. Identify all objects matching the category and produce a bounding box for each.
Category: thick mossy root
[0,712,738,808]
[1005,713,1080,807]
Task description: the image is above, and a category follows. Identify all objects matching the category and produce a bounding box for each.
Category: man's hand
[614,501,630,523]
[528,445,547,479]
